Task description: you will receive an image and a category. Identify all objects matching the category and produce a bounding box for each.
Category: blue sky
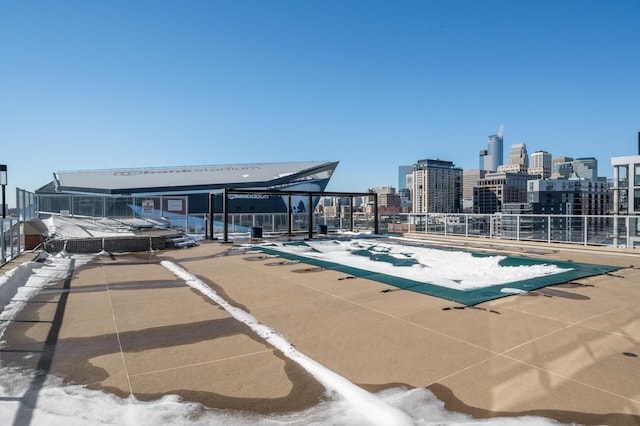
[1,0,639,207]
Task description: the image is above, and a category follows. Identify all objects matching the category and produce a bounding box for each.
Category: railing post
[16,217,21,256]
[548,215,551,244]
[444,214,448,236]
[517,215,520,242]
[583,216,588,246]
[1,222,5,262]
[465,214,469,238]
[627,216,630,247]
[489,214,493,239]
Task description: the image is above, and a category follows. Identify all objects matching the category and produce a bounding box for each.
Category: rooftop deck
[1,235,640,424]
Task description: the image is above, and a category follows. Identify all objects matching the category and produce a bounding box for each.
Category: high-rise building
[508,143,528,167]
[551,156,574,179]
[398,166,413,190]
[473,172,534,214]
[487,133,504,171]
[478,126,504,172]
[498,143,529,173]
[553,156,574,166]
[527,179,611,215]
[411,159,462,213]
[462,169,486,212]
[552,162,574,179]
[612,135,640,215]
[572,158,598,180]
[479,149,488,170]
[529,150,552,179]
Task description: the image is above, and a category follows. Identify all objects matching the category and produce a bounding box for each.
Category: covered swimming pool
[252,239,621,306]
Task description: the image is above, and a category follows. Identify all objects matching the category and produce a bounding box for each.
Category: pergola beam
[215,188,378,243]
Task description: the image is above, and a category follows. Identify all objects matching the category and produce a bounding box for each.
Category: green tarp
[254,241,621,306]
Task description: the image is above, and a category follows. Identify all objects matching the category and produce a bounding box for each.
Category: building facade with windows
[529,150,553,179]
[572,157,598,181]
[527,179,611,215]
[462,169,486,212]
[473,172,534,214]
[411,159,462,213]
[612,154,640,215]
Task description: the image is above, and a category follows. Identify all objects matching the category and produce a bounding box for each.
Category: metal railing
[33,192,640,249]
[383,213,640,249]
[184,212,639,249]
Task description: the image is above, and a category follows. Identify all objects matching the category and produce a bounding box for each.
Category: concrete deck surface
[2,236,640,425]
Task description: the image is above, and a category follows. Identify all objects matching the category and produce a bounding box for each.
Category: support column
[223,188,229,243]
[350,196,354,232]
[373,193,379,235]
[287,194,292,236]
[307,193,313,240]
[208,193,215,240]
[613,165,619,247]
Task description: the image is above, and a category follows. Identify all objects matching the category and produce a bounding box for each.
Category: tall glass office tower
[398,165,413,190]
[480,126,504,171]
[486,133,504,171]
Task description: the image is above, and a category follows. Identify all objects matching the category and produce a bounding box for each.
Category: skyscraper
[479,126,504,171]
[462,169,486,212]
[479,149,488,170]
[398,166,413,190]
[529,150,552,179]
[411,159,462,213]
[551,156,575,179]
[498,143,529,173]
[473,171,533,214]
[572,158,598,180]
[508,143,528,167]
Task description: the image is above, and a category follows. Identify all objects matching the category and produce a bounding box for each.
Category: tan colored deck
[2,236,640,424]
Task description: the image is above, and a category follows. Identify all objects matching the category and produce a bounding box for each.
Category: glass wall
[38,194,188,230]
[1,217,21,264]
[32,193,640,249]
[16,188,37,221]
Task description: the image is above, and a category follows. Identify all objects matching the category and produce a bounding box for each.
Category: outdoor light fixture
[0,165,7,218]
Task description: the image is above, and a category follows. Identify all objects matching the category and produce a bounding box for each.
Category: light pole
[0,165,7,218]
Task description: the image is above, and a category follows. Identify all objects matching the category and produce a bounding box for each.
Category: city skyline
[2,1,639,208]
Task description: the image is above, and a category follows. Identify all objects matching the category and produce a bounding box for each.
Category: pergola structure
[208,188,378,242]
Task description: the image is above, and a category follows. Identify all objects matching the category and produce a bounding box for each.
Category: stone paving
[2,236,640,425]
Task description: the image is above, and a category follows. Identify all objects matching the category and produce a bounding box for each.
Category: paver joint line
[101,260,134,396]
[128,349,275,378]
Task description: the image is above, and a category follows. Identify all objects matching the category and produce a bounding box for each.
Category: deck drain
[623,352,638,358]
[265,260,300,266]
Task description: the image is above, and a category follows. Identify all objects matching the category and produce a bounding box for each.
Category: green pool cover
[254,242,621,306]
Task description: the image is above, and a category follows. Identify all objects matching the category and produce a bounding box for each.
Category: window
[635,189,640,213]
[635,164,640,186]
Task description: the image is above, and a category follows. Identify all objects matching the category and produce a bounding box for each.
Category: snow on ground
[0,253,566,425]
[43,216,136,239]
[162,260,413,426]
[257,239,572,290]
